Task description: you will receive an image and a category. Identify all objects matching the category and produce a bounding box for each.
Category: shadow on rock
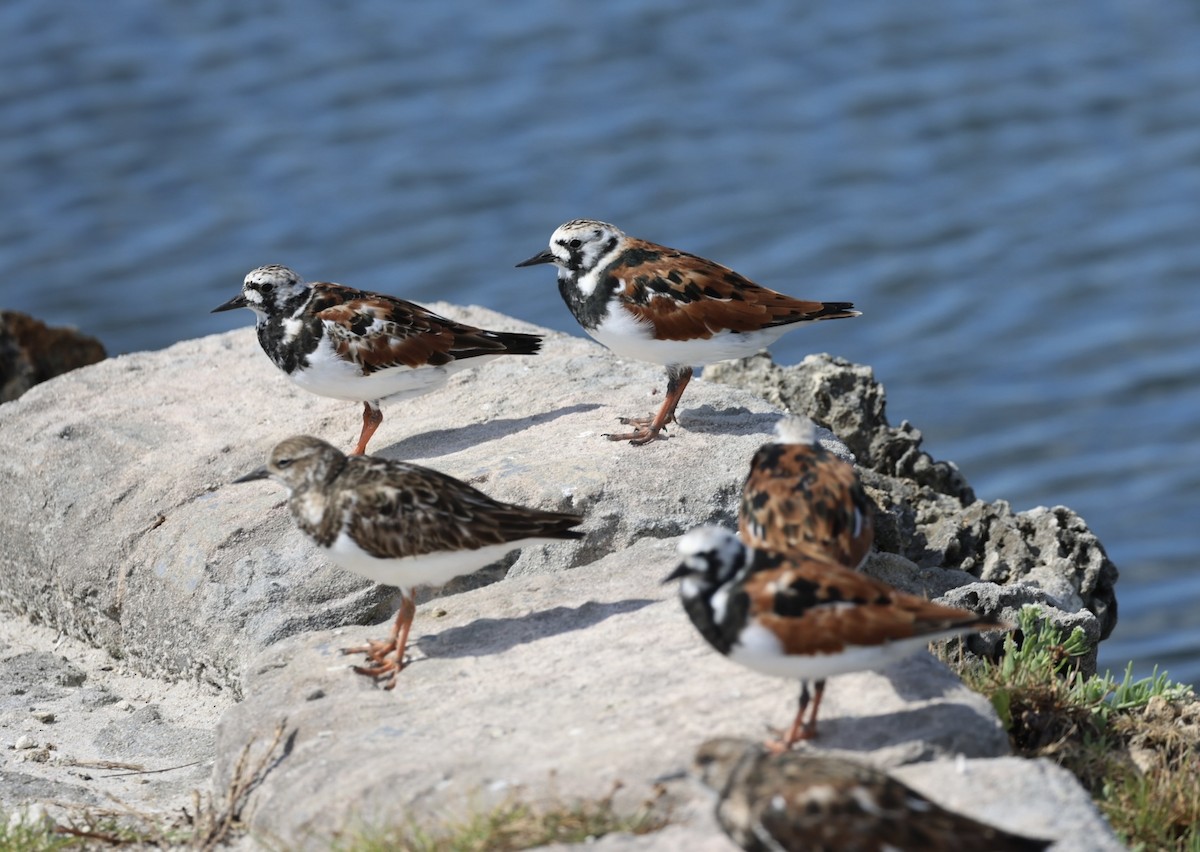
[678,405,778,438]
[815,702,1005,759]
[880,654,966,703]
[379,403,603,459]
[415,598,657,658]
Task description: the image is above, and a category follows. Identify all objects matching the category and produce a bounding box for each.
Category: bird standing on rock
[234,435,584,688]
[214,265,543,455]
[517,220,859,445]
[665,526,1009,749]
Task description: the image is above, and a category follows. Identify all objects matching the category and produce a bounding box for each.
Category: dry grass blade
[99,761,203,778]
[66,760,146,773]
[0,722,292,850]
[188,717,292,851]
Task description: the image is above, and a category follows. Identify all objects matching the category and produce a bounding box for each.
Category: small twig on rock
[99,759,203,778]
[69,759,146,772]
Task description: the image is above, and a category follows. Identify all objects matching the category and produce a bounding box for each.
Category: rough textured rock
[706,352,972,499]
[211,539,1024,849]
[0,314,1125,848]
[0,310,106,403]
[891,757,1124,852]
[707,353,1120,669]
[0,617,228,820]
[0,309,780,690]
[205,538,1120,849]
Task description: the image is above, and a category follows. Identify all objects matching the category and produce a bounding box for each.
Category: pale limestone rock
[0,311,1123,848]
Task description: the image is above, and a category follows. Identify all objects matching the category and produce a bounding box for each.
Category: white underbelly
[323,536,553,591]
[728,622,943,681]
[588,309,792,368]
[290,338,496,403]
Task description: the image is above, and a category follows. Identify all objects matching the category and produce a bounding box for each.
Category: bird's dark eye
[260,282,274,294]
[568,239,582,249]
[275,457,292,469]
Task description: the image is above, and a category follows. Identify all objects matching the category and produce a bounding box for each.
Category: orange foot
[340,594,415,690]
[351,654,405,690]
[604,414,670,445]
[763,720,818,754]
[767,681,826,751]
[341,636,396,666]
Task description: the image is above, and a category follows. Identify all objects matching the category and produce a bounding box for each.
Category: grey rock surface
[0,308,779,690]
[212,538,1016,848]
[209,538,1121,849]
[891,757,1123,852]
[0,616,229,820]
[0,314,1125,847]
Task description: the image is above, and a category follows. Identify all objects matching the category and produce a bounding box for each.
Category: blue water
[3,1,1199,685]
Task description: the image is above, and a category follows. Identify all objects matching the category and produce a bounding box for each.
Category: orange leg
[766,680,826,753]
[606,366,693,446]
[343,593,416,689]
[352,401,384,456]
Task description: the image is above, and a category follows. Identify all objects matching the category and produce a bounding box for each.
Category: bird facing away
[740,416,874,569]
[516,220,859,445]
[664,527,1008,750]
[234,435,584,687]
[213,265,543,455]
[694,737,1053,852]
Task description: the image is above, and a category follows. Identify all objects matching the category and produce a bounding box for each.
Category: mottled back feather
[331,457,583,558]
[695,738,1053,852]
[615,239,858,341]
[251,436,583,558]
[312,283,542,375]
[741,553,1002,655]
[740,439,875,568]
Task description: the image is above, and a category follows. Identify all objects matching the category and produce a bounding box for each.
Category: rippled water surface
[3,1,1199,683]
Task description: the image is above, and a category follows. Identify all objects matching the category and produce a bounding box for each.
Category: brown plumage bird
[740,416,874,568]
[235,435,583,687]
[517,220,859,445]
[214,265,542,455]
[665,527,1008,749]
[695,737,1053,852]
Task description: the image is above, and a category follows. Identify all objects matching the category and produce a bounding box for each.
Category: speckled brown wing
[334,457,583,559]
[715,748,1052,852]
[311,283,541,375]
[718,753,917,852]
[613,239,858,341]
[741,555,1002,656]
[739,442,875,568]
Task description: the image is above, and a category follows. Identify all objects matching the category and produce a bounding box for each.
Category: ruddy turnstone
[213,265,543,455]
[664,527,1007,750]
[740,416,874,568]
[516,220,859,445]
[234,435,584,687]
[694,737,1052,852]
